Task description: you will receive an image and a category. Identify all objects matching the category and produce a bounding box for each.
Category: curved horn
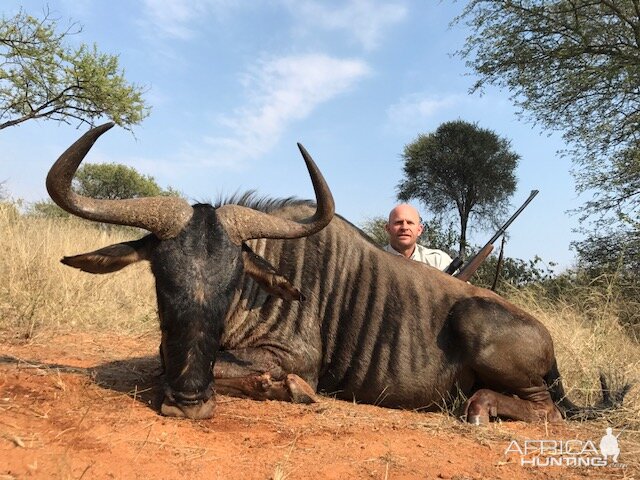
[216,143,335,244]
[46,122,193,239]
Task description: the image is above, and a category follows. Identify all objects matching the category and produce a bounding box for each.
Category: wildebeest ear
[61,236,157,274]
[241,244,304,302]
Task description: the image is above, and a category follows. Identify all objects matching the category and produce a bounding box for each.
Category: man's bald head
[387,204,421,224]
[385,204,424,258]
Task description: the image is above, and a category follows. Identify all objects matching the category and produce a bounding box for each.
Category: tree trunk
[459,212,468,261]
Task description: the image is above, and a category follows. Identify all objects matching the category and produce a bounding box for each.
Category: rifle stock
[455,244,493,282]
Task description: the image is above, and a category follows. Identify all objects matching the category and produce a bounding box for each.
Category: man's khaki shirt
[384,243,453,271]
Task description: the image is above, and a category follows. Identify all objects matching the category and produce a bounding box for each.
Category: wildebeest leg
[463,387,563,424]
[450,296,564,424]
[214,373,317,403]
[212,349,318,404]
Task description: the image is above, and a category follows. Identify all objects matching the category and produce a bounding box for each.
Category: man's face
[385,205,424,253]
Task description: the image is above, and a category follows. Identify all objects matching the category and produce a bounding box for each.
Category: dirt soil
[0,333,634,480]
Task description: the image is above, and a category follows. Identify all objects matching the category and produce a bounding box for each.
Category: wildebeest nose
[161,396,216,419]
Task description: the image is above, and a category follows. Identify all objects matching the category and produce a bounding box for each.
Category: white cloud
[284,0,408,51]
[59,0,92,18]
[386,93,464,132]
[141,0,202,39]
[140,0,406,49]
[67,55,369,173]
[140,0,235,39]
[201,53,371,166]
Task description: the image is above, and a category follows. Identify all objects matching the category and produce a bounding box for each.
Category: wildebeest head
[46,122,334,419]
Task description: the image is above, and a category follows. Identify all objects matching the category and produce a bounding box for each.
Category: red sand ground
[0,333,634,479]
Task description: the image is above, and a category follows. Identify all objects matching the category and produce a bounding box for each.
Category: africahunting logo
[505,428,626,468]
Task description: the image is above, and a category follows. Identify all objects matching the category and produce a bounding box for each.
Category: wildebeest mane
[211,190,311,213]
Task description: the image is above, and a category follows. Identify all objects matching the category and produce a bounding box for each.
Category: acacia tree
[73,163,179,200]
[397,120,518,258]
[455,1,640,267]
[1,8,149,130]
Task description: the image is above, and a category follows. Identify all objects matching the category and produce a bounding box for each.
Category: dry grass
[0,204,156,339]
[508,285,639,403]
[508,285,640,467]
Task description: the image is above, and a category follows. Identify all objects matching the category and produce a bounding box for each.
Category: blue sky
[1,0,583,269]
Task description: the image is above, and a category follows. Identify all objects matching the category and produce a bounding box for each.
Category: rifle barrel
[486,190,539,245]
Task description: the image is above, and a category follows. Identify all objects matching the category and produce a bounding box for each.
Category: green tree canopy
[73,163,179,200]
[397,120,518,258]
[456,1,640,153]
[573,227,639,278]
[1,8,149,130]
[455,0,640,259]
[28,199,69,218]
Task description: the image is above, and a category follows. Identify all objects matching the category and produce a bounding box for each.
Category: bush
[27,200,70,218]
[471,254,556,291]
[74,163,179,200]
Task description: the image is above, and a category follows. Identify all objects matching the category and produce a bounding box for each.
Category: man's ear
[61,236,157,274]
[241,244,303,302]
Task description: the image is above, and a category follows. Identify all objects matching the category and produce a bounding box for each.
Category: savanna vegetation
[2,187,639,477]
[2,200,638,407]
[454,0,640,342]
[0,199,638,474]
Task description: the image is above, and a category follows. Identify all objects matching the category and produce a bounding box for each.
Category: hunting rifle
[444,190,539,282]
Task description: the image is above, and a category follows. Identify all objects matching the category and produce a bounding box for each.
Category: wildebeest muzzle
[161,382,216,419]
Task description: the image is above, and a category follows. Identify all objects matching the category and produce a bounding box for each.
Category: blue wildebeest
[48,123,627,421]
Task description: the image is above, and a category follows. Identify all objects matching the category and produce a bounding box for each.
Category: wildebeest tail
[544,360,631,420]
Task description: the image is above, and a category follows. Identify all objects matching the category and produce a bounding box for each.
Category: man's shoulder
[414,244,450,257]
[413,244,453,265]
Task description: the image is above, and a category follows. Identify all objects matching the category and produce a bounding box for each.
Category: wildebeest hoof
[257,372,275,391]
[467,414,490,425]
[285,374,317,404]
